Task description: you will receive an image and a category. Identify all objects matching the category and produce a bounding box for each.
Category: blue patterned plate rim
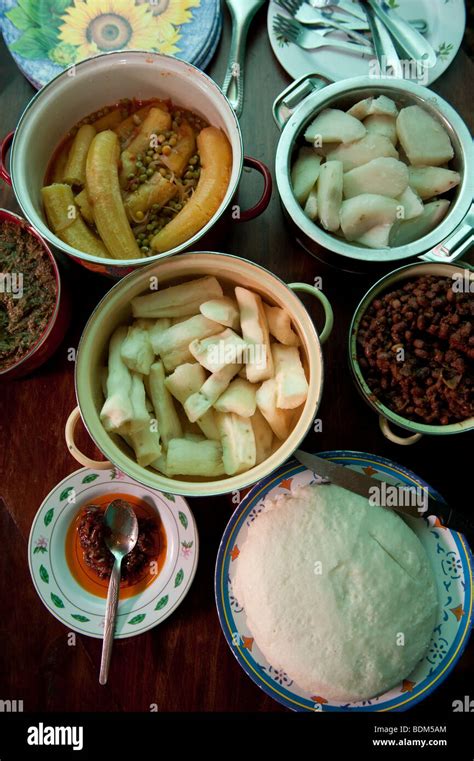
[215,450,473,712]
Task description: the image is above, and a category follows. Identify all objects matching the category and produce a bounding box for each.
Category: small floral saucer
[29,466,198,639]
[215,451,473,712]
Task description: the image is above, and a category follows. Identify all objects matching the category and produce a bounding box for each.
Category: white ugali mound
[233,483,438,701]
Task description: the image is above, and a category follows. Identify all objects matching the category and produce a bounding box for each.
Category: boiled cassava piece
[233,483,438,701]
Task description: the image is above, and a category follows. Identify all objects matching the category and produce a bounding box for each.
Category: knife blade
[294,450,474,543]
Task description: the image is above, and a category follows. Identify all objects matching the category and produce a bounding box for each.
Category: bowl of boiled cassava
[274,77,473,268]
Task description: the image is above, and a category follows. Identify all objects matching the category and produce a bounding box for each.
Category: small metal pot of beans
[349,262,474,445]
[273,75,474,274]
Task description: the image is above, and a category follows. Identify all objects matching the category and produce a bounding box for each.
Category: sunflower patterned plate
[28,466,198,638]
[0,0,221,89]
[215,451,473,712]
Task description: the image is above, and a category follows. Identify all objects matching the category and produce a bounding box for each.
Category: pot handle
[288,282,333,344]
[65,406,112,469]
[236,156,272,222]
[0,131,14,186]
[379,416,423,445]
[420,202,474,263]
[272,73,333,130]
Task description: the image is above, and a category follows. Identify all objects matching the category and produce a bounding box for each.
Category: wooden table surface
[0,5,472,714]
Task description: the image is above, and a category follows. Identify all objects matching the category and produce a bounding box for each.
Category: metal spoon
[222,0,265,118]
[99,499,138,686]
[363,1,402,79]
[366,0,437,69]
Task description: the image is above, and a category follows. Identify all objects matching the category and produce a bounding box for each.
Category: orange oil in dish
[65,492,167,599]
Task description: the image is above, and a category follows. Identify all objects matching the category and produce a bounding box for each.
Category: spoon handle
[222,3,261,118]
[99,559,121,685]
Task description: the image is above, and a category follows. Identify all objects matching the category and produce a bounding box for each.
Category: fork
[273,14,372,54]
[275,0,428,35]
[275,0,372,45]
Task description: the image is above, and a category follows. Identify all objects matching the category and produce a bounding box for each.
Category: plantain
[86,130,141,259]
[41,183,110,258]
[160,119,196,177]
[150,127,232,254]
[63,124,96,187]
[124,173,177,220]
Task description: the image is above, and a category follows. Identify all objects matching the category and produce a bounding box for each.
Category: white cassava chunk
[131,276,222,318]
[340,194,399,240]
[304,108,366,144]
[189,328,248,373]
[164,362,220,441]
[235,287,274,383]
[397,186,424,220]
[408,166,461,200]
[303,185,318,220]
[291,147,322,205]
[389,200,450,247]
[272,344,308,410]
[356,224,393,249]
[256,379,296,440]
[121,325,154,375]
[251,408,274,465]
[396,106,454,166]
[348,95,398,120]
[200,297,240,330]
[215,411,256,475]
[262,304,300,346]
[343,157,408,199]
[100,327,133,434]
[214,378,257,417]
[326,134,398,172]
[317,160,343,232]
[154,314,222,372]
[166,438,226,478]
[146,360,182,448]
[363,114,397,145]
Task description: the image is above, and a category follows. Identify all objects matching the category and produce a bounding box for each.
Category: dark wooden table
[0,6,472,714]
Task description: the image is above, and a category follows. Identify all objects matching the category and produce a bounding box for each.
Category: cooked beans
[357,275,474,425]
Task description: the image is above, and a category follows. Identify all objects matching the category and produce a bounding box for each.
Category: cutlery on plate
[99,499,139,685]
[308,0,369,23]
[366,0,437,68]
[273,14,372,54]
[294,451,474,543]
[222,0,265,118]
[363,1,403,78]
[275,0,372,44]
[275,0,428,35]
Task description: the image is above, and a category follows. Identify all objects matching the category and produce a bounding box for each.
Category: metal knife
[294,450,474,543]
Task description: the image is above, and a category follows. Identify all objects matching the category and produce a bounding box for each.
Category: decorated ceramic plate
[0,0,221,89]
[268,0,466,86]
[29,466,198,638]
[215,451,473,712]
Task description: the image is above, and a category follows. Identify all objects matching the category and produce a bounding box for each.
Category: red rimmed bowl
[0,51,272,279]
[0,209,71,380]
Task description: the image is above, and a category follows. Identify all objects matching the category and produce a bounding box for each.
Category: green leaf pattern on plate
[155,595,169,611]
[44,508,54,526]
[59,486,74,501]
[178,511,188,530]
[71,614,90,622]
[82,474,99,484]
[128,614,146,625]
[39,565,49,583]
[163,492,176,502]
[51,593,64,608]
[174,569,184,588]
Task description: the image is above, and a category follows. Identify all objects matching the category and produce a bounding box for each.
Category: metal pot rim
[275,76,474,263]
[348,260,474,435]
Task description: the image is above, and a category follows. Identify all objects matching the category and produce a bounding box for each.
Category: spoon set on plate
[273,0,437,75]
